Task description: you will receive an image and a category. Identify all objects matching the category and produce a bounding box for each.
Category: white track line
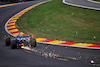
[37,41,100,50]
[88,0,100,4]
[63,0,100,10]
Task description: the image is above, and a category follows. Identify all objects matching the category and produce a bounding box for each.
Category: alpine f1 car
[5,36,37,49]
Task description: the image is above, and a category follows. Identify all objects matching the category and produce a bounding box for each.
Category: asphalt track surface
[64,0,100,10]
[0,0,100,67]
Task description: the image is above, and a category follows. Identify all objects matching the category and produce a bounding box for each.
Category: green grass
[16,0,100,44]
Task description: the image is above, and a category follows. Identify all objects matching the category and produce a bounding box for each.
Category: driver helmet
[18,33,23,37]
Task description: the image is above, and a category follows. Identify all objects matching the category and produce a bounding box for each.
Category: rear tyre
[5,37,11,46]
[30,38,37,48]
[11,40,17,49]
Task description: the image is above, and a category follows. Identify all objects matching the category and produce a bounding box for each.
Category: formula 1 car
[5,36,37,49]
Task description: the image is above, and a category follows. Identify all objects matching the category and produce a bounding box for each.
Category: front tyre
[11,40,17,49]
[30,38,37,48]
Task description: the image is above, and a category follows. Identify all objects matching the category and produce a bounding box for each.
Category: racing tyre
[30,38,37,48]
[5,37,11,46]
[11,40,17,49]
